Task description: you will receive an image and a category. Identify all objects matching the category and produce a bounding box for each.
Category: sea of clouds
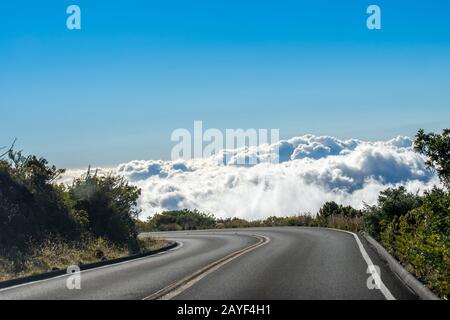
[62,134,440,220]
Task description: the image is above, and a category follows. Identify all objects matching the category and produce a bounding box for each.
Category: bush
[0,151,78,252]
[147,209,216,231]
[318,201,340,217]
[68,169,141,252]
[315,202,362,231]
[216,217,261,228]
[363,187,422,239]
[0,148,145,274]
[379,188,449,298]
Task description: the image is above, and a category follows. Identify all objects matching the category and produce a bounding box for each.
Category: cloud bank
[63,135,439,220]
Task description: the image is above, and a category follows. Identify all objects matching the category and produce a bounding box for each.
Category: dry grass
[0,236,168,282]
[323,215,364,232]
[138,235,168,252]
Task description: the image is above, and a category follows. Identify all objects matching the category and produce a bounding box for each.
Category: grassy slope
[0,237,167,282]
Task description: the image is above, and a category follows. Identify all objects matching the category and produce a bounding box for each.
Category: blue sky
[1,0,449,168]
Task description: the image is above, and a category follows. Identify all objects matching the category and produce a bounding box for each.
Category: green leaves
[414,128,450,188]
[148,209,216,231]
[378,189,450,299]
[1,148,144,259]
[68,171,142,252]
[0,150,76,252]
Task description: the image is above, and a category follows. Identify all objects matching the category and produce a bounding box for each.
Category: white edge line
[323,227,396,300]
[0,241,183,293]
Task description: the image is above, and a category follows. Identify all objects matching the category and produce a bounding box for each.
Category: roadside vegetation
[139,129,449,299]
[138,204,363,232]
[0,148,162,282]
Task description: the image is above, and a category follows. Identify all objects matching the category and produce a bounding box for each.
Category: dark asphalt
[0,227,417,300]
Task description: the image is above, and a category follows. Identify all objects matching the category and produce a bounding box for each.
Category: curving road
[0,227,417,300]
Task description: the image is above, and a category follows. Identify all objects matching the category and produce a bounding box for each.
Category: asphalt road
[0,227,417,300]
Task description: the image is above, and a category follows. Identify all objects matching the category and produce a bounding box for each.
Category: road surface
[0,227,417,300]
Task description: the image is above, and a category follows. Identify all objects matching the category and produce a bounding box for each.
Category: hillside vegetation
[0,150,161,281]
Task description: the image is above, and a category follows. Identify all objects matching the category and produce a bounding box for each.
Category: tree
[339,205,362,218]
[318,201,340,217]
[414,128,450,188]
[362,187,422,238]
[377,186,422,219]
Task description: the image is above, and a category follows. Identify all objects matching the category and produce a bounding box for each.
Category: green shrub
[363,187,422,239]
[1,148,145,273]
[0,151,79,252]
[147,209,216,231]
[68,169,141,252]
[216,217,260,228]
[379,189,449,298]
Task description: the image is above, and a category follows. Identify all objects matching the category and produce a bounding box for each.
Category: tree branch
[0,138,17,158]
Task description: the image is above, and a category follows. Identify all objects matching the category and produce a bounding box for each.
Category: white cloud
[62,134,439,220]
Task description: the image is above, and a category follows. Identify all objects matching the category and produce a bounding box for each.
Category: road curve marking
[142,234,270,300]
[324,228,396,300]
